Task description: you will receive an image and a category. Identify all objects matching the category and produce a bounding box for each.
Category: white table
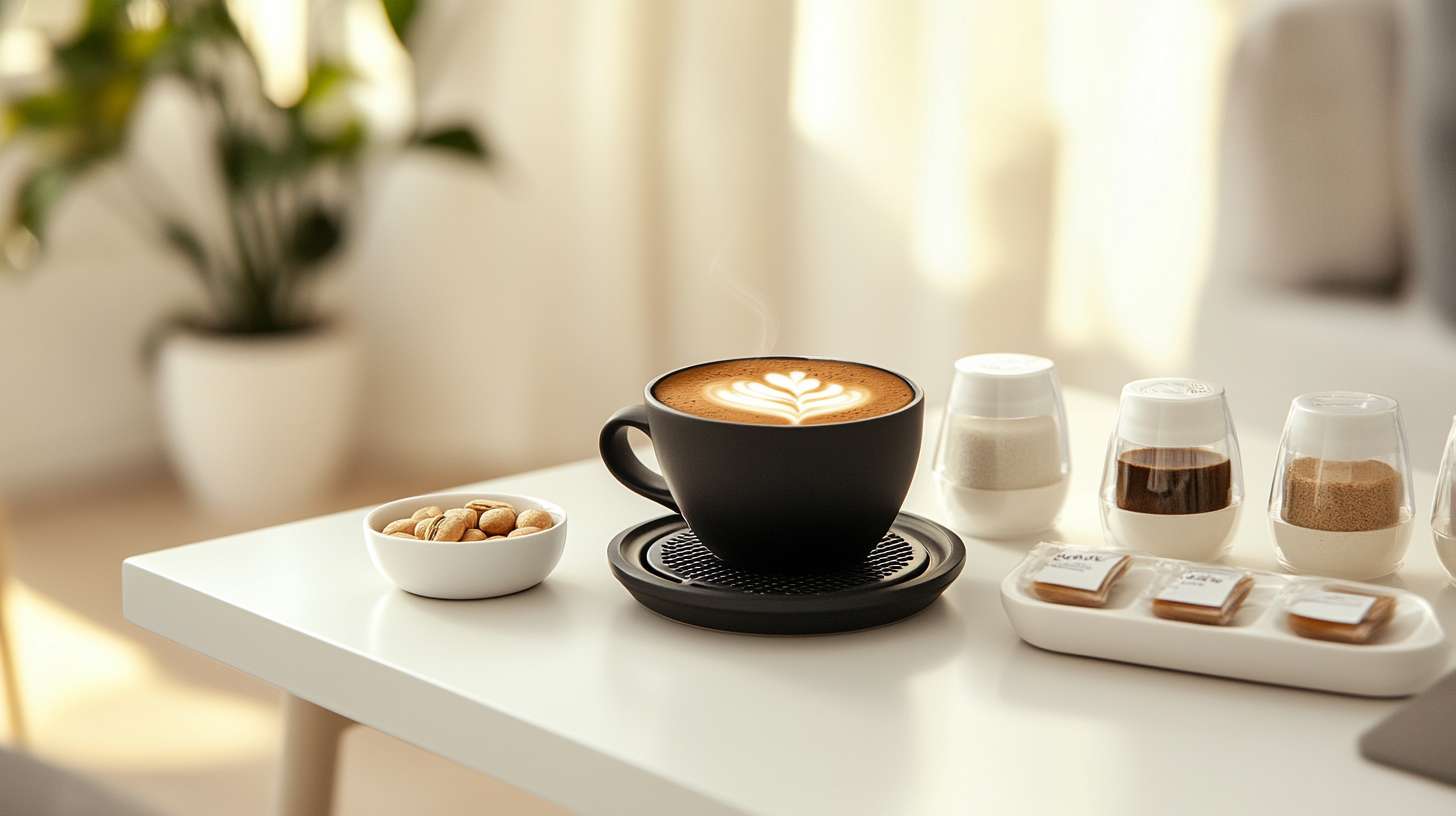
[123,389,1456,815]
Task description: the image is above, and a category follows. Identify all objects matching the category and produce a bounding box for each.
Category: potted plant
[1,0,488,514]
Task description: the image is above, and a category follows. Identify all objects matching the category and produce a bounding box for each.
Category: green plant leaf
[218,128,264,188]
[83,0,129,29]
[17,165,75,238]
[289,207,343,269]
[290,62,367,160]
[298,115,365,160]
[119,20,171,63]
[297,61,355,108]
[162,220,208,274]
[380,0,420,43]
[0,0,490,337]
[412,124,490,161]
[218,126,304,188]
[95,74,141,138]
[5,90,81,132]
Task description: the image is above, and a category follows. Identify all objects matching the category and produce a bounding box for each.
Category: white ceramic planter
[157,325,359,517]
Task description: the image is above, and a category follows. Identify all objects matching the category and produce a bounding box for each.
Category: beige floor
[0,469,564,815]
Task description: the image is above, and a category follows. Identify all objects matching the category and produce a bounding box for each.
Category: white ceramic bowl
[364,491,567,599]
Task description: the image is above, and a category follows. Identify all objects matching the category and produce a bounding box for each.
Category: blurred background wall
[0,0,1247,496]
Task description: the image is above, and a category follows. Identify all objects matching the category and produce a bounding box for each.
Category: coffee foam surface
[654,359,914,425]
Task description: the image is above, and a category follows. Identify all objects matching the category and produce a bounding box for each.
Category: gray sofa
[1195,0,1456,471]
[0,748,154,815]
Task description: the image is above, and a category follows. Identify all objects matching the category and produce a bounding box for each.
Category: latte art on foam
[654,358,914,425]
[707,371,868,425]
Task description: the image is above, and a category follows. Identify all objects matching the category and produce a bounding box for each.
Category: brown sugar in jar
[1281,457,1401,532]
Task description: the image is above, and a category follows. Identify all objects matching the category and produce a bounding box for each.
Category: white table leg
[0,509,26,747]
[276,694,354,816]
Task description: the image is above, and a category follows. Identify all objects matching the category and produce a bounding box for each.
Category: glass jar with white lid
[1270,391,1413,580]
[1432,415,1456,585]
[932,353,1070,538]
[1099,378,1244,561]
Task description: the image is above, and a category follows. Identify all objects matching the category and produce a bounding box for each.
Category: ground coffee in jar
[1115,447,1232,515]
[1099,378,1243,561]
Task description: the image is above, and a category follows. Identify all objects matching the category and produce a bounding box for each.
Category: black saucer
[608,512,965,635]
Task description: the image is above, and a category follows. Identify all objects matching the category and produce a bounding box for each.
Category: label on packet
[1289,591,1377,625]
[1155,569,1247,608]
[1033,550,1126,592]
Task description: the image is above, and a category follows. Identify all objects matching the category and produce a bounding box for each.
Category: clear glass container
[1269,392,1413,580]
[1430,416,1456,585]
[933,353,1070,539]
[1098,378,1243,560]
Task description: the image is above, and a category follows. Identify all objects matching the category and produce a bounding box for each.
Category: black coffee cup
[599,356,924,574]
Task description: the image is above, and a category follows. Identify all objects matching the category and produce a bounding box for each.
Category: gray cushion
[1407,0,1456,319]
[1215,0,1404,292]
[0,748,155,816]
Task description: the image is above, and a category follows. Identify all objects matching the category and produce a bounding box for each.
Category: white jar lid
[1116,378,1229,448]
[1285,391,1402,461]
[948,353,1061,418]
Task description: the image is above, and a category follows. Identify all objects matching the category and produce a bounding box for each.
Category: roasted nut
[444,507,479,528]
[383,518,417,536]
[431,515,468,542]
[392,499,552,544]
[478,507,517,535]
[516,509,554,530]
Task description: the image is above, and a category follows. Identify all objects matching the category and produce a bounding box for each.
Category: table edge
[121,557,747,816]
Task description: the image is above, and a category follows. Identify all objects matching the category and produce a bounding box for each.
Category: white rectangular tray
[1000,545,1450,697]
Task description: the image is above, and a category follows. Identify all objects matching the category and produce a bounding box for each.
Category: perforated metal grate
[645,530,928,595]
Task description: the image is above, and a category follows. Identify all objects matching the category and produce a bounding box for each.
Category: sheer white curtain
[349,0,1240,476]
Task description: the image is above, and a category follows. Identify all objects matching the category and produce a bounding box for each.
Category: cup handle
[599,405,679,513]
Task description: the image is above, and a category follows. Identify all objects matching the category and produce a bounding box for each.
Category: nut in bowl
[364,492,567,600]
